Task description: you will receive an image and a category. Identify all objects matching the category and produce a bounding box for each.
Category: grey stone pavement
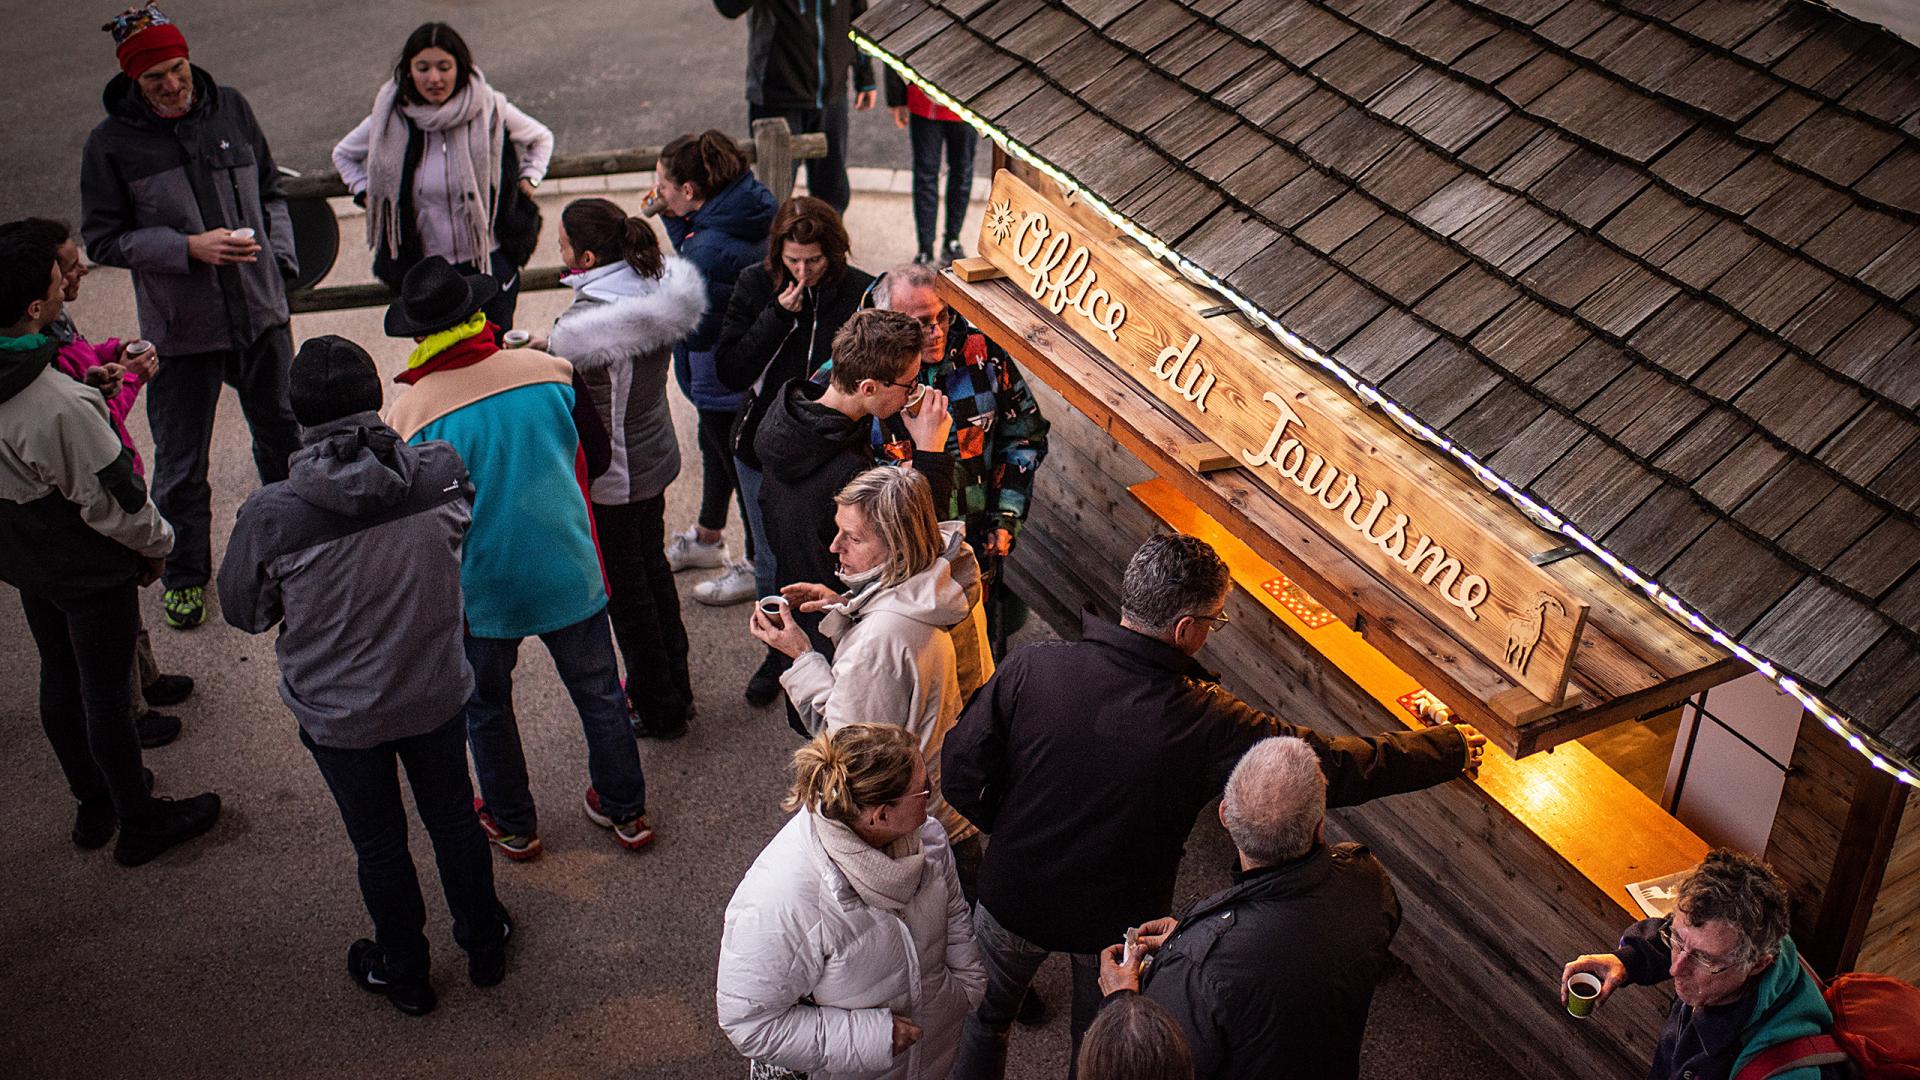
[0,3,1525,1077]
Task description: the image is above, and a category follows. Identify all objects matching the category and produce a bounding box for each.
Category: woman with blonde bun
[717,723,984,1079]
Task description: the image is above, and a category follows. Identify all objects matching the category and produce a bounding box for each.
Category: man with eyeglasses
[944,533,1483,1080]
[1562,849,1840,1080]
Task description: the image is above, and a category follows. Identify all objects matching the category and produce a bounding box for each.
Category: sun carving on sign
[985,199,1019,245]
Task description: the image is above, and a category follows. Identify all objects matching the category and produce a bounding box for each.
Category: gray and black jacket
[219,413,474,749]
[714,0,876,111]
[81,65,297,357]
[0,338,173,605]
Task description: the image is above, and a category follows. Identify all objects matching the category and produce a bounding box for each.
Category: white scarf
[812,812,925,915]
[363,72,506,265]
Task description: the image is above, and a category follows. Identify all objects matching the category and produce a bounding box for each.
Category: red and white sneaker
[473,798,543,861]
[583,788,656,851]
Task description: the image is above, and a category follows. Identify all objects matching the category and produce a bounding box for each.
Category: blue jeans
[734,456,778,599]
[146,324,300,589]
[909,113,977,255]
[463,607,647,837]
[301,713,505,983]
[954,903,1103,1080]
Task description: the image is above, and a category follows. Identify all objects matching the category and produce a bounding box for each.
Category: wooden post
[753,117,798,204]
[1805,763,1907,976]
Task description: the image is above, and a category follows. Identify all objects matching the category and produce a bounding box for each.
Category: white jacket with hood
[780,521,993,842]
[717,811,986,1080]
[546,254,706,505]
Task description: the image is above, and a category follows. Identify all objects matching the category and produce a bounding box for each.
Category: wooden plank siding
[1005,375,1673,1080]
[1859,786,1920,982]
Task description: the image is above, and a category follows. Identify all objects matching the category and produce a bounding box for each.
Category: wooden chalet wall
[1859,788,1918,982]
[1008,377,1667,1080]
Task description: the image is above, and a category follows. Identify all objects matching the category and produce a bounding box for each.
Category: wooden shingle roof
[858,0,1920,772]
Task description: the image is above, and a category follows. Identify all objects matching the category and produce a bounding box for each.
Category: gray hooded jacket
[81,66,296,356]
[218,413,473,749]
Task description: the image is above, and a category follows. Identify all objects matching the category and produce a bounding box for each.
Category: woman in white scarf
[718,723,985,1080]
[331,22,553,329]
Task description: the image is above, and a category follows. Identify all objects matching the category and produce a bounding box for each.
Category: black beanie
[290,335,382,427]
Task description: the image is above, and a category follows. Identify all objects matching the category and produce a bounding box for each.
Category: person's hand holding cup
[748,594,811,658]
[1560,954,1626,1019]
[119,339,157,380]
[902,386,952,452]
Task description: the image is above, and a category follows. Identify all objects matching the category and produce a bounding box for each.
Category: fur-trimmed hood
[547,255,706,371]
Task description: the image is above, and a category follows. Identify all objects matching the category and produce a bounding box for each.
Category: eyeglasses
[1660,920,1739,975]
[911,310,950,336]
[1190,610,1231,629]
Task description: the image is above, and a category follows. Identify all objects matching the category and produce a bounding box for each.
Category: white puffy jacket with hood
[780,521,993,842]
[546,255,706,505]
[717,811,986,1080]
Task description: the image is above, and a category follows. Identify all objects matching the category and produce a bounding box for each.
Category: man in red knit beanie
[81,4,303,633]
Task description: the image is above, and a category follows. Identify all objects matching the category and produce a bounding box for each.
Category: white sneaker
[693,559,757,606]
[665,526,728,572]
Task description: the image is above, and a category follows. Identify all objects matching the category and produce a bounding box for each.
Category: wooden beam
[290,266,566,315]
[1806,763,1908,976]
[1171,438,1238,473]
[950,257,1006,283]
[281,132,829,201]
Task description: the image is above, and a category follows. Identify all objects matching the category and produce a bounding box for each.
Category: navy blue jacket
[664,172,777,411]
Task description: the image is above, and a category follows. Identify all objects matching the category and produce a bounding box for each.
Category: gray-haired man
[943,533,1484,1079]
[1096,737,1400,1080]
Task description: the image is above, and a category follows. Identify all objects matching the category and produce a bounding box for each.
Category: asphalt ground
[3,3,1525,1076]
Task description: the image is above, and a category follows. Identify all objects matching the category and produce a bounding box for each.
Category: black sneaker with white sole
[348,938,437,1016]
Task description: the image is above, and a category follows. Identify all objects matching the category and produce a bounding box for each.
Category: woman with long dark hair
[651,130,777,606]
[543,198,706,738]
[332,22,551,330]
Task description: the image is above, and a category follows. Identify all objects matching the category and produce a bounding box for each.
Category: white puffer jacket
[717,812,986,1080]
[780,521,993,842]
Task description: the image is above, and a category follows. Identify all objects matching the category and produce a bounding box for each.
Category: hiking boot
[161,586,206,629]
[745,649,788,707]
[473,798,542,861]
[583,788,656,851]
[468,908,514,988]
[136,711,182,749]
[941,239,965,265]
[914,249,935,266]
[348,938,437,1016]
[113,792,220,867]
[665,526,728,572]
[692,559,756,606]
[142,673,195,707]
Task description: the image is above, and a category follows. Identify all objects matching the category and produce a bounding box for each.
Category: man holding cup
[1560,849,1840,1080]
[81,4,302,631]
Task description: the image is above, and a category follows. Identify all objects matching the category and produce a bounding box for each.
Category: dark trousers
[695,408,752,558]
[458,250,521,334]
[147,324,301,589]
[592,497,693,721]
[20,584,149,818]
[749,97,851,213]
[301,714,505,984]
[955,902,1104,1080]
[463,607,647,837]
[909,113,978,254]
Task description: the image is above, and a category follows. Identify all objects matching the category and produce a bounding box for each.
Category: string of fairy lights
[852,30,1918,789]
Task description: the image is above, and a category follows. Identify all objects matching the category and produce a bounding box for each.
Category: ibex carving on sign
[1504,594,1566,676]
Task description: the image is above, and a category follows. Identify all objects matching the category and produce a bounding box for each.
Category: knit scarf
[812,812,924,915]
[362,73,506,266]
[394,313,497,385]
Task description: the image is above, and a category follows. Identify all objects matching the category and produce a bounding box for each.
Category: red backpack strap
[1732,1034,1850,1080]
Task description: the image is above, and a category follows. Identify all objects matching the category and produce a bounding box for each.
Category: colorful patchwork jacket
[821,311,1050,551]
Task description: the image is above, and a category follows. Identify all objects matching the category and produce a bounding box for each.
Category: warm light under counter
[1129,478,1708,914]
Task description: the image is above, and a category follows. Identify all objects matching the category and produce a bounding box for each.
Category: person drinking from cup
[717,723,984,1080]
[748,309,956,727]
[747,466,991,888]
[1560,849,1840,1080]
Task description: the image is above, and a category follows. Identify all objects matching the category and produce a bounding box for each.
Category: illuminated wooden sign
[978,170,1589,706]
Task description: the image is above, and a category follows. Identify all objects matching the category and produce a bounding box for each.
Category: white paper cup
[1565,972,1602,1018]
[501,329,532,348]
[125,339,153,358]
[229,227,255,242]
[757,595,790,617]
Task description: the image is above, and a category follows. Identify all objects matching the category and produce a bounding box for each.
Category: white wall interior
[1665,672,1806,855]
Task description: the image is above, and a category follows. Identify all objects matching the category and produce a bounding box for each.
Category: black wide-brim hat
[383,255,501,337]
